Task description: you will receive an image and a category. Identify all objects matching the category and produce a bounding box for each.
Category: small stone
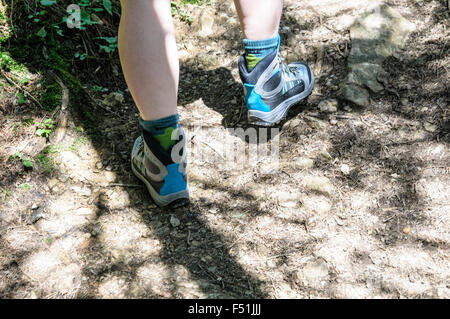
[423,122,437,133]
[91,225,101,237]
[198,9,214,37]
[29,207,44,224]
[31,203,39,210]
[289,118,302,129]
[343,105,352,112]
[95,162,103,170]
[318,99,338,113]
[304,117,327,130]
[340,164,351,175]
[319,149,333,161]
[103,92,124,107]
[342,84,370,107]
[329,119,338,125]
[80,187,92,197]
[57,175,68,183]
[170,215,180,228]
[47,178,59,189]
[295,157,314,169]
[303,176,335,196]
[401,98,409,106]
[191,240,201,247]
[302,259,329,281]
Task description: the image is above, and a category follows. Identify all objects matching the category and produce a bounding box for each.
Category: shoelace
[278,53,298,78]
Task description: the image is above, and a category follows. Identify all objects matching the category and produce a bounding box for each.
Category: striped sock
[139,114,179,151]
[243,34,280,71]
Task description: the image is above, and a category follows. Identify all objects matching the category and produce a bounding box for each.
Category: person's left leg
[119,0,189,208]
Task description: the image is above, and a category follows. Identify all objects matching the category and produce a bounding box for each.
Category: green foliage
[35,118,56,139]
[40,79,62,111]
[23,0,120,55]
[22,118,34,126]
[69,136,88,153]
[18,183,32,190]
[35,144,60,173]
[171,1,193,24]
[96,36,118,54]
[9,152,34,170]
[1,189,13,204]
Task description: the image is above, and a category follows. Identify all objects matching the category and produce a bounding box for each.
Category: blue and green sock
[139,114,179,151]
[243,34,280,71]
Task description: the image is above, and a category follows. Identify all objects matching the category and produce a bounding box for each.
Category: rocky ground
[0,0,449,298]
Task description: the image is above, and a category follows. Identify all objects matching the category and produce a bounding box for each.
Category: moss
[35,144,60,174]
[40,79,61,112]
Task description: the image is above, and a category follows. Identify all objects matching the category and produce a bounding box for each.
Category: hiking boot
[131,127,189,208]
[238,49,314,126]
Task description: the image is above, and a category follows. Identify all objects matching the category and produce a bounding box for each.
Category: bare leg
[118,0,179,121]
[233,0,283,40]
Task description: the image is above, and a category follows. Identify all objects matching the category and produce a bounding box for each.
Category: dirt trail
[0,0,449,298]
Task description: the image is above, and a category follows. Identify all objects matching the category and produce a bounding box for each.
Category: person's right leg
[233,0,315,126]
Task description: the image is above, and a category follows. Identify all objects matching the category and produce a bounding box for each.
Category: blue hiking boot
[238,47,314,126]
[131,127,189,208]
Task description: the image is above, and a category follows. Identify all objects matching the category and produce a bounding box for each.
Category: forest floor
[0,0,449,298]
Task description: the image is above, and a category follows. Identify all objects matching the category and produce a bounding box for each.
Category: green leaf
[19,183,32,190]
[103,0,113,15]
[23,160,33,168]
[36,27,47,38]
[40,0,57,6]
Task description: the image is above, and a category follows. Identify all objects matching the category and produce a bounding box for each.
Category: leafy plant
[9,152,34,170]
[35,144,60,173]
[96,36,118,53]
[1,189,13,204]
[171,1,193,24]
[19,183,32,190]
[35,118,56,139]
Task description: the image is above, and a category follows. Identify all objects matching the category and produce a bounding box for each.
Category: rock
[340,164,351,175]
[103,92,124,107]
[288,118,302,129]
[295,157,314,169]
[57,175,68,183]
[170,215,180,228]
[347,63,386,93]
[301,195,332,214]
[318,99,338,113]
[341,84,370,107]
[319,149,333,161]
[277,191,298,208]
[196,54,219,68]
[304,116,327,130]
[190,240,201,247]
[423,121,437,133]
[349,2,415,65]
[303,176,335,196]
[29,207,44,224]
[198,9,214,37]
[31,203,39,210]
[298,259,329,287]
[47,178,59,189]
[341,2,415,106]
